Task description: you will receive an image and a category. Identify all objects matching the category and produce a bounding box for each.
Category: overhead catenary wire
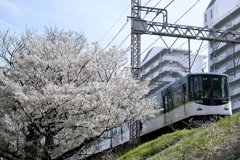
[124,0,208,75]
[118,0,164,49]
[167,3,240,73]
[105,19,129,49]
[174,0,200,24]
[105,0,154,49]
[122,0,194,55]
[143,0,152,6]
[147,41,208,76]
[99,4,130,43]
[118,34,130,49]
[141,0,239,73]
[135,2,240,80]
[175,2,240,56]
[167,44,209,73]
[141,0,201,55]
[123,0,235,57]
[112,0,236,72]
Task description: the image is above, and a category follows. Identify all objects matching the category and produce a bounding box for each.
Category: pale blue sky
[0,0,211,59]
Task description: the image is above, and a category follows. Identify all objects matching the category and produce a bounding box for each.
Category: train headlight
[197,105,202,111]
[224,105,228,110]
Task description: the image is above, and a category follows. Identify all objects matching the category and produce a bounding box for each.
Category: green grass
[117,112,240,160]
[118,129,194,160]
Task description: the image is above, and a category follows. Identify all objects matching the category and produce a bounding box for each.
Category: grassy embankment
[117,112,240,160]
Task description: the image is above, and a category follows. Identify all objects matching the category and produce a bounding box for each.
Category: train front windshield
[190,75,229,105]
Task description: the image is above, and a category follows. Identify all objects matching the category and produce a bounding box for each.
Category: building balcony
[230,87,240,97]
[214,66,226,73]
[149,76,178,91]
[232,100,240,110]
[141,65,187,78]
[212,69,218,73]
[141,54,188,77]
[229,72,240,83]
[209,45,240,68]
[147,66,169,80]
[208,7,240,51]
[226,63,234,70]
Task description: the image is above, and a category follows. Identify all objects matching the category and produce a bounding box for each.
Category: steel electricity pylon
[129,0,141,145]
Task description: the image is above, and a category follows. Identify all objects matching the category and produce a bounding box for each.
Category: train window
[193,76,210,99]
[154,98,161,109]
[189,77,194,99]
[173,84,181,107]
[162,89,172,112]
[212,76,228,98]
[191,75,229,100]
[182,84,187,103]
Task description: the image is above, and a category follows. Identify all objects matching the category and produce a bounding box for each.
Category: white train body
[142,101,231,135]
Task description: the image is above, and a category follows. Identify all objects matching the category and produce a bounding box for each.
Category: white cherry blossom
[0,28,155,160]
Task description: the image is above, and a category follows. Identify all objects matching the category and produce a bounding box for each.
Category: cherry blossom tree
[0,28,155,160]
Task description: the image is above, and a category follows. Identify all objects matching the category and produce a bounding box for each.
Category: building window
[205,14,207,22]
[211,10,213,18]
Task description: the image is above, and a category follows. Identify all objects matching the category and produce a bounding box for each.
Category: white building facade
[204,0,240,111]
[140,47,206,109]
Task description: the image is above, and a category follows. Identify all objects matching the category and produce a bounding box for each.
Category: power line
[168,3,240,72]
[174,0,200,24]
[141,0,201,55]
[143,0,152,6]
[100,4,130,43]
[208,3,240,27]
[142,0,163,19]
[118,33,130,49]
[168,44,208,73]
[105,19,129,49]
[140,0,221,73]
[134,1,240,81]
[142,43,208,78]
[117,0,163,49]
[119,0,168,51]
[175,2,240,54]
[121,0,210,75]
[105,0,153,49]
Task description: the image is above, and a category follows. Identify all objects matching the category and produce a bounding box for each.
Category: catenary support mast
[131,0,141,79]
[129,0,141,145]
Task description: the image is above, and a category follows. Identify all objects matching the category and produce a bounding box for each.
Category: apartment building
[204,0,240,111]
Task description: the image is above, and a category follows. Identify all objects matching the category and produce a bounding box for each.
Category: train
[78,72,232,159]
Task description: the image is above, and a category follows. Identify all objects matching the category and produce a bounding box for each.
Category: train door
[182,83,187,115]
[162,88,171,124]
[173,83,181,107]
[162,93,166,124]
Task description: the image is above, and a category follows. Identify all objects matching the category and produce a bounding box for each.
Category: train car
[141,72,232,139]
[79,72,232,159]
